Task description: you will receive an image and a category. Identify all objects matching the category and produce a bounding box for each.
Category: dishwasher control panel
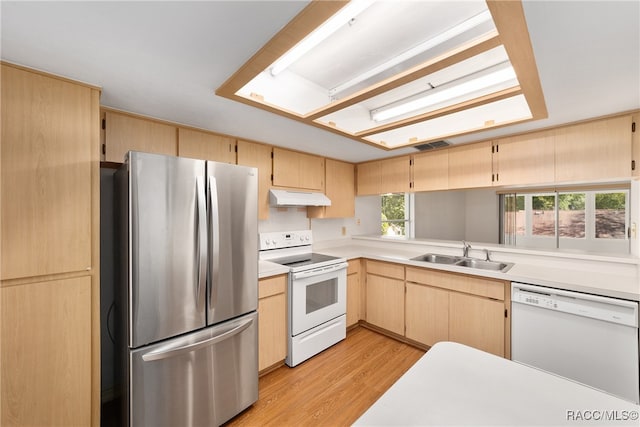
[514,292,558,309]
[512,282,638,327]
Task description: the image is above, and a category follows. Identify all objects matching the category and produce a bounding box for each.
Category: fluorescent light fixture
[371,64,517,122]
[270,0,375,76]
[329,9,493,97]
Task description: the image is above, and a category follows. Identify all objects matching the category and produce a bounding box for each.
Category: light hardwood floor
[226,326,426,426]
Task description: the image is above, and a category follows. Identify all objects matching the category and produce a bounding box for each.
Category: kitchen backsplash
[258,196,380,241]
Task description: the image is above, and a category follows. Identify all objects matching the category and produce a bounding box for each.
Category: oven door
[290,262,348,336]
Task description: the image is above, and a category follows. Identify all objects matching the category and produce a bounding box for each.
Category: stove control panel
[259,230,312,250]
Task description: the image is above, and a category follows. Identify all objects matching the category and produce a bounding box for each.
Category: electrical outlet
[356,218,361,226]
[341,226,346,236]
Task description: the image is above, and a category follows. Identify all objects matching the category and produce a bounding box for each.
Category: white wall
[260,190,499,243]
[464,188,500,243]
[414,191,466,241]
[258,195,381,242]
[414,189,499,243]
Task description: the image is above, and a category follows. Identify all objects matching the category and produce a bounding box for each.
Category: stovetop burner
[258,230,346,272]
[269,252,342,268]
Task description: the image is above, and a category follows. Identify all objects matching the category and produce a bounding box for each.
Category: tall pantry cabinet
[1,63,100,426]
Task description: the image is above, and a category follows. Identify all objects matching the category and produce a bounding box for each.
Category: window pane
[382,221,406,236]
[503,195,524,244]
[381,194,405,220]
[532,195,555,237]
[515,195,525,236]
[381,193,407,236]
[595,192,626,239]
[558,193,585,238]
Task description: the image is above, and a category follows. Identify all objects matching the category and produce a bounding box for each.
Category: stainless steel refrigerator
[115,151,258,426]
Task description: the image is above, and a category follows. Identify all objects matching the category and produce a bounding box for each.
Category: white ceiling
[1,1,639,163]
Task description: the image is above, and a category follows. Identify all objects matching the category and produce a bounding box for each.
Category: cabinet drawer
[406,267,504,300]
[366,260,404,280]
[259,274,287,299]
[347,258,360,275]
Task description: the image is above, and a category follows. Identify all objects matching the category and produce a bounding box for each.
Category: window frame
[381,193,414,238]
[500,187,630,254]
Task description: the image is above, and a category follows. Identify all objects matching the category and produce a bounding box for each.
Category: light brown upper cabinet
[555,115,632,183]
[104,110,177,163]
[356,161,382,195]
[356,156,411,195]
[631,115,639,177]
[1,63,100,426]
[381,156,412,194]
[308,159,355,218]
[272,147,324,191]
[237,139,272,220]
[1,63,98,280]
[178,128,235,163]
[412,150,449,191]
[448,140,493,189]
[493,130,555,186]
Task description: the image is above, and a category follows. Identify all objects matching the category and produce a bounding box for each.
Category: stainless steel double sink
[410,253,514,273]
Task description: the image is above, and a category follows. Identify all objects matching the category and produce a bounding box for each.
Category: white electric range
[259,230,348,367]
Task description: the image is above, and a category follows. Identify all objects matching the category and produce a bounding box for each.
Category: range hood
[269,189,331,207]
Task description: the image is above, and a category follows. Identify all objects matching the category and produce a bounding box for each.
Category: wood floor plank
[226,327,425,426]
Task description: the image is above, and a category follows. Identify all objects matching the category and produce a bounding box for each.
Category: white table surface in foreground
[354,341,640,426]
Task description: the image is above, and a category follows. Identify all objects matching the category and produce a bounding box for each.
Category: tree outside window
[381,193,408,236]
[500,189,629,254]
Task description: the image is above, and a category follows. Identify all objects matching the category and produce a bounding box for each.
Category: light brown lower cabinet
[405,283,449,346]
[1,277,92,426]
[363,262,508,357]
[258,275,287,372]
[365,261,405,336]
[448,291,505,356]
[404,266,507,357]
[346,259,361,327]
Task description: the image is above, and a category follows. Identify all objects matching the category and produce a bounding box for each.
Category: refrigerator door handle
[208,175,220,310]
[141,317,254,362]
[195,176,207,312]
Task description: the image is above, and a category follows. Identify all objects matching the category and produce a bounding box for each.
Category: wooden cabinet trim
[365,260,405,280]
[259,274,287,299]
[347,258,361,275]
[405,266,505,301]
[365,274,405,335]
[177,127,236,163]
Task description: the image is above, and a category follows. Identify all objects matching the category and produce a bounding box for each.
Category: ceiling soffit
[216,0,547,151]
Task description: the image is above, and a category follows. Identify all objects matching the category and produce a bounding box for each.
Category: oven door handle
[292,262,348,280]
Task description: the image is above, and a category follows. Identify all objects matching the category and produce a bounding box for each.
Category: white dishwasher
[511,282,639,404]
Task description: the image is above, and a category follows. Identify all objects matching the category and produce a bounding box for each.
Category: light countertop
[354,341,640,426]
[258,260,290,279]
[257,237,639,301]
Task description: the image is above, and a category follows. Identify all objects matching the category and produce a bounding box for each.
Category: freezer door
[130,311,258,427]
[127,152,207,347]
[207,161,258,325]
